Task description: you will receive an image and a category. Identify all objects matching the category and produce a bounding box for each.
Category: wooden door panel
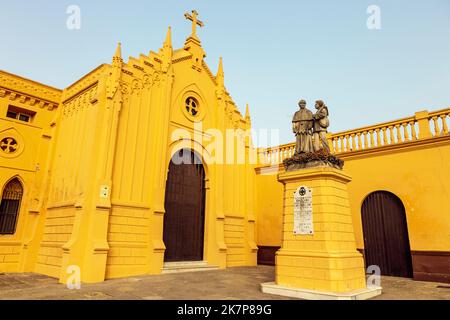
[163,150,205,262]
[362,191,413,278]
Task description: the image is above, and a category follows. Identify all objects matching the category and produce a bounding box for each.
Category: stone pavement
[0,266,449,300]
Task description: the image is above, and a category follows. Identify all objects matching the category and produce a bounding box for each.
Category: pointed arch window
[0,178,23,235]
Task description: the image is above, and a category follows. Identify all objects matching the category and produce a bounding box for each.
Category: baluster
[375,129,381,146]
[382,127,388,145]
[369,130,374,148]
[346,135,351,151]
[388,126,394,144]
[395,124,402,143]
[355,133,361,150]
[410,121,417,140]
[432,116,439,136]
[402,123,409,141]
[362,131,368,149]
[441,114,448,134]
[337,137,342,153]
[350,134,355,151]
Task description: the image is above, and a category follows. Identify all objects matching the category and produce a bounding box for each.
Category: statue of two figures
[292,99,330,154]
[285,99,343,170]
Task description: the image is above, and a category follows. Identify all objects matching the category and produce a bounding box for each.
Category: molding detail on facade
[0,70,61,104]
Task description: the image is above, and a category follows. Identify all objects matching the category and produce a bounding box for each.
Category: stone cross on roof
[184,10,204,39]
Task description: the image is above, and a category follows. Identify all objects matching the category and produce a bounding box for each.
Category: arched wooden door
[361,191,413,278]
[163,149,205,262]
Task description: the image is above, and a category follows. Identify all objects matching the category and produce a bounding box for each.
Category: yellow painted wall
[256,136,450,253]
[35,65,108,279]
[0,70,61,273]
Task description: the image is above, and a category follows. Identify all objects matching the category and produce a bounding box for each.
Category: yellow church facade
[0,15,257,283]
[0,13,449,285]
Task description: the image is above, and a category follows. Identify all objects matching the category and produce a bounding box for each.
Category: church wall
[105,60,159,279]
[0,70,60,274]
[35,66,107,279]
[224,216,246,266]
[255,132,450,282]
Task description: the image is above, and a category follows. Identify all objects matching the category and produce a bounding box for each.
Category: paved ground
[0,266,449,300]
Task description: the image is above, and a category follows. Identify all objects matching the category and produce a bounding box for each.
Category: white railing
[257,108,450,166]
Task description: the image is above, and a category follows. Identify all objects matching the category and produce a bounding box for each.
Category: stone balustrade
[257,108,450,166]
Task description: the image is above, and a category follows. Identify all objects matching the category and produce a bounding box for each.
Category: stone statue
[313,100,330,152]
[284,98,343,171]
[292,99,314,154]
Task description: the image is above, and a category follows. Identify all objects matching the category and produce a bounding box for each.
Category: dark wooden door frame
[361,191,413,278]
[163,149,206,262]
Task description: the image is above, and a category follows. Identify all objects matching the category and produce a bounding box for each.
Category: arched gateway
[361,191,413,278]
[163,149,206,262]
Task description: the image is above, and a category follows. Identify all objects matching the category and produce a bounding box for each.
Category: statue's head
[315,100,325,109]
[298,99,307,109]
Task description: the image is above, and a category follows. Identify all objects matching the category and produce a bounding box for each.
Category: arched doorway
[361,191,413,278]
[0,178,23,235]
[163,149,206,262]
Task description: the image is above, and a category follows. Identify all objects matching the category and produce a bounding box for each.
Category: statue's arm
[315,109,327,119]
[292,121,299,133]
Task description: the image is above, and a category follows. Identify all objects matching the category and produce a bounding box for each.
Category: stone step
[162,261,219,274]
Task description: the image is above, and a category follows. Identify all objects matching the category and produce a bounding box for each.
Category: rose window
[0,137,18,154]
[185,97,199,117]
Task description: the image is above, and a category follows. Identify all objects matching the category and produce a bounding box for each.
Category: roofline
[0,69,62,92]
[64,64,108,91]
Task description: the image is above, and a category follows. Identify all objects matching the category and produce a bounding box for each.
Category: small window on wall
[0,178,23,235]
[6,105,35,123]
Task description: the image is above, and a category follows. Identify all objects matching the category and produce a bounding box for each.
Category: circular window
[0,137,18,154]
[185,97,199,117]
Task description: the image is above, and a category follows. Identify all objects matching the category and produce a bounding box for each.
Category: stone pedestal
[261,166,381,300]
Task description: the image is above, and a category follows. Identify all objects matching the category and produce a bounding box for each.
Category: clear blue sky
[1,0,449,145]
